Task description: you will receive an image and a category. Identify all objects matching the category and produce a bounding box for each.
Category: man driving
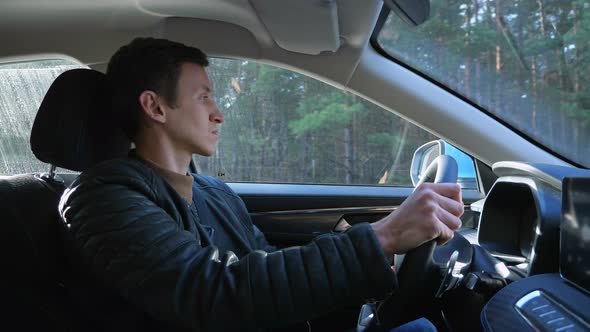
[60,37,463,332]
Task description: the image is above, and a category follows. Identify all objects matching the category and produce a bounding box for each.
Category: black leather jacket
[60,155,396,331]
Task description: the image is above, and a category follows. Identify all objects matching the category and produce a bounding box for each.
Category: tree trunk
[531,57,538,132]
[388,121,410,184]
[495,0,504,115]
[464,2,472,99]
[485,0,495,110]
[303,133,311,182]
[572,3,580,94]
[344,126,353,184]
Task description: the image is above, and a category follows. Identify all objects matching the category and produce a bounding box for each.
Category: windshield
[377,0,590,167]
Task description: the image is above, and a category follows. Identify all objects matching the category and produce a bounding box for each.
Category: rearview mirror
[384,0,431,26]
[410,140,478,190]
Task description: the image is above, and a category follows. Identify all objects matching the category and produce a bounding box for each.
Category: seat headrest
[31,69,130,171]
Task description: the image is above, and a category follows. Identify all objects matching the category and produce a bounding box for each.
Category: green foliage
[523,35,564,56]
[368,133,398,149]
[376,0,590,165]
[289,92,363,136]
[466,25,499,56]
[195,58,437,185]
[196,0,590,182]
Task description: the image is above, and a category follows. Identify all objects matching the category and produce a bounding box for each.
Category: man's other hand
[371,183,464,256]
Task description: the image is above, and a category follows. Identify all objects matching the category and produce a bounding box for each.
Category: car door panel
[229,182,483,247]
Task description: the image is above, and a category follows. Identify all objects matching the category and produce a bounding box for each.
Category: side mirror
[410,140,478,190]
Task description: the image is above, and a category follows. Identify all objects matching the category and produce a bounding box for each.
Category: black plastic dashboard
[476,162,590,331]
[477,162,590,276]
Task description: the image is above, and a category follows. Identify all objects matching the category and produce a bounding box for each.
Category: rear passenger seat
[0,69,130,331]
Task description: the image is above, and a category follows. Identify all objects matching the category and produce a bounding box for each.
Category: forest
[196,59,436,186]
[378,0,590,166]
[0,1,588,185]
[196,0,590,186]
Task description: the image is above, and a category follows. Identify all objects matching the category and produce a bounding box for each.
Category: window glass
[0,59,85,175]
[194,58,439,186]
[377,0,590,167]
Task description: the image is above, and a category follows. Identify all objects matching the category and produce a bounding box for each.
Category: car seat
[0,68,129,331]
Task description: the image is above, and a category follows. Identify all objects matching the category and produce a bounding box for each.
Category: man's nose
[211,105,224,124]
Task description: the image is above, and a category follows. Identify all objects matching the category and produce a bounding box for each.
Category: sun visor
[250,0,340,55]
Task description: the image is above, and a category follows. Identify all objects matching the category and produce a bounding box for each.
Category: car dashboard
[474,161,590,331]
[476,162,567,277]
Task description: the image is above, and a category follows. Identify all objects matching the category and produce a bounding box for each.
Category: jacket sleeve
[212,176,278,253]
[60,164,396,331]
[252,223,277,252]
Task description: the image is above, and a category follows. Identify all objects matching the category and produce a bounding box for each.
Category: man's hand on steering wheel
[361,156,478,331]
[370,182,464,257]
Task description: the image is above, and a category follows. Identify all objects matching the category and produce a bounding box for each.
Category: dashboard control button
[515,290,589,332]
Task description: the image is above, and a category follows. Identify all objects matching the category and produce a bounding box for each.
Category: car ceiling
[0,0,377,85]
[0,0,571,168]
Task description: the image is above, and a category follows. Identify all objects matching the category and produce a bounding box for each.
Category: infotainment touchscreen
[561,177,590,294]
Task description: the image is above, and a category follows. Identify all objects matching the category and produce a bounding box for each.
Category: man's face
[164,62,223,156]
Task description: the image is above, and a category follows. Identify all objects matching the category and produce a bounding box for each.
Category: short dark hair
[106,37,209,140]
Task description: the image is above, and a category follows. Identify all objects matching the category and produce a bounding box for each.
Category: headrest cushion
[31,69,130,171]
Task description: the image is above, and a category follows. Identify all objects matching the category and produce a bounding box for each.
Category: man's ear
[139,90,166,124]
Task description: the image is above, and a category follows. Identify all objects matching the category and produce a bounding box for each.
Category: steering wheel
[369,155,474,330]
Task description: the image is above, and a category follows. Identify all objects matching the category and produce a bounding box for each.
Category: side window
[0,59,85,175]
[194,58,438,186]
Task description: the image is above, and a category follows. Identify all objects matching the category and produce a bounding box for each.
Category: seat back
[0,174,71,330]
[0,69,130,331]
